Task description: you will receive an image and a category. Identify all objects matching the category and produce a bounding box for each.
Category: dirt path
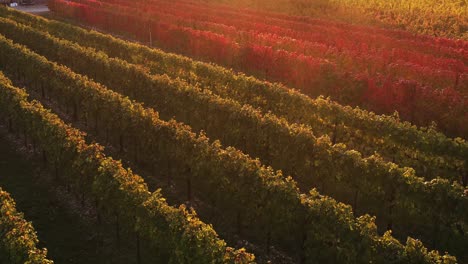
[11,0,49,14]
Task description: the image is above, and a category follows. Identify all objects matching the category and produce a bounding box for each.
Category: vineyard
[203,0,468,40]
[0,0,466,263]
[46,0,468,138]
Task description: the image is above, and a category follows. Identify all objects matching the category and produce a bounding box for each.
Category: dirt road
[12,0,49,14]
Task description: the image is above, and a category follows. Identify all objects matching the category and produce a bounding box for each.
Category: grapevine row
[4,16,467,259]
[301,0,467,39]
[58,0,468,74]
[0,33,457,263]
[3,6,464,195]
[5,10,466,187]
[48,0,468,137]
[0,185,53,264]
[113,0,468,55]
[5,7,464,170]
[4,7,466,183]
[2,8,464,186]
[96,0,467,78]
[156,0,468,40]
[0,71,253,264]
[2,11,464,207]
